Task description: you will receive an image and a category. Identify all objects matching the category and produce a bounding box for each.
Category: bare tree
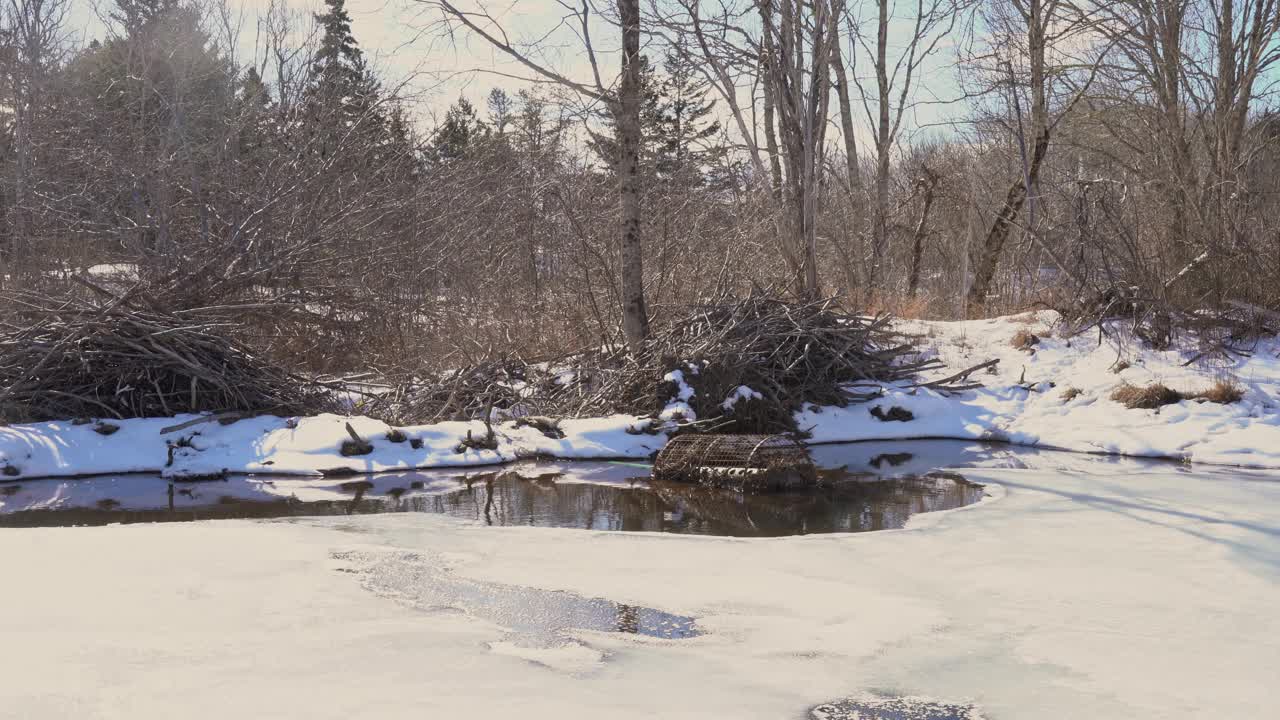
[413,0,649,350]
[1084,0,1280,299]
[964,0,1100,308]
[255,0,319,117]
[651,0,836,298]
[906,161,940,296]
[844,0,970,293]
[1,0,70,283]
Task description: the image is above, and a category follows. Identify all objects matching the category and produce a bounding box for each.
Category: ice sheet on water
[329,547,699,656]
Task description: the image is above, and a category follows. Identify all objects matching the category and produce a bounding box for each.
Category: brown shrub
[1060,387,1082,402]
[1010,330,1040,351]
[864,292,932,320]
[1110,383,1184,409]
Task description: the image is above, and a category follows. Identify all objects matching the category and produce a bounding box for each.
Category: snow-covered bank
[2,310,1278,479]
[806,311,1280,466]
[2,463,1277,719]
[0,413,664,479]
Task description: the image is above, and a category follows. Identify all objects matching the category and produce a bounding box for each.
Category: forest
[0,0,1276,420]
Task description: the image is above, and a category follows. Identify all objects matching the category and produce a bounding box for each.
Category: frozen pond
[0,440,1005,535]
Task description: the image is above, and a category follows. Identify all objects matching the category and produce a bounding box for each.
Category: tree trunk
[798,0,833,300]
[829,4,859,192]
[967,126,1050,307]
[616,0,649,351]
[869,0,891,292]
[907,167,938,297]
[967,0,1050,309]
[759,0,785,196]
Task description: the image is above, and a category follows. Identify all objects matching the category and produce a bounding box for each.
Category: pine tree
[109,0,180,33]
[240,67,271,112]
[309,0,382,130]
[65,0,237,259]
[237,67,273,156]
[312,0,362,92]
[427,97,488,164]
[653,49,724,185]
[487,88,513,135]
[587,54,663,174]
[304,0,395,165]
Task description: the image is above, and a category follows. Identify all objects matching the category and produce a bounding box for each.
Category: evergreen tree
[311,0,363,95]
[62,0,237,257]
[240,67,271,111]
[304,0,396,164]
[653,49,724,184]
[587,54,663,173]
[487,88,513,135]
[109,0,180,33]
[236,67,274,156]
[427,97,487,164]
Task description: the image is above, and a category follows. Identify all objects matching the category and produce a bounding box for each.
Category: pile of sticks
[378,292,987,435]
[365,357,563,424]
[0,293,337,422]
[595,293,953,433]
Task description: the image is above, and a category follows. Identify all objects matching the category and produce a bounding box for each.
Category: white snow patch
[663,368,696,401]
[488,640,604,673]
[722,385,763,412]
[659,367,698,422]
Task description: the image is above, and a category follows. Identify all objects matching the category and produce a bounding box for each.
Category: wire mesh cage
[652,434,817,492]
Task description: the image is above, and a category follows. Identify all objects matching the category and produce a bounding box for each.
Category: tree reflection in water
[0,466,984,536]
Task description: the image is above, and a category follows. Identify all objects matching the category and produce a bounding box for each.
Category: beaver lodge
[652,434,816,492]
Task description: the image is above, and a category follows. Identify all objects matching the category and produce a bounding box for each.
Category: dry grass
[1110,383,1184,409]
[1196,379,1244,404]
[863,292,933,320]
[1111,379,1245,409]
[1010,330,1040,351]
[1060,387,1082,402]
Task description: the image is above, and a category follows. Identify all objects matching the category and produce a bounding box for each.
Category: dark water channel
[0,466,983,536]
[0,441,1008,535]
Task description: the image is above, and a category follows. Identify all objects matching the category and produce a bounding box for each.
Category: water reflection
[0,463,984,536]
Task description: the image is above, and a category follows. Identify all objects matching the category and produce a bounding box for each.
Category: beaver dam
[0,460,985,537]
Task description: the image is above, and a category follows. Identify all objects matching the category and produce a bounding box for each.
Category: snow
[802,310,1280,466]
[0,413,663,480]
[488,640,605,673]
[3,310,1280,481]
[722,385,763,411]
[659,367,698,422]
[84,262,139,280]
[2,459,1276,718]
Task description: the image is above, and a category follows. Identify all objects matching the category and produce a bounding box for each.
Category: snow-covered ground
[2,310,1278,480]
[813,310,1280,466]
[3,459,1276,719]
